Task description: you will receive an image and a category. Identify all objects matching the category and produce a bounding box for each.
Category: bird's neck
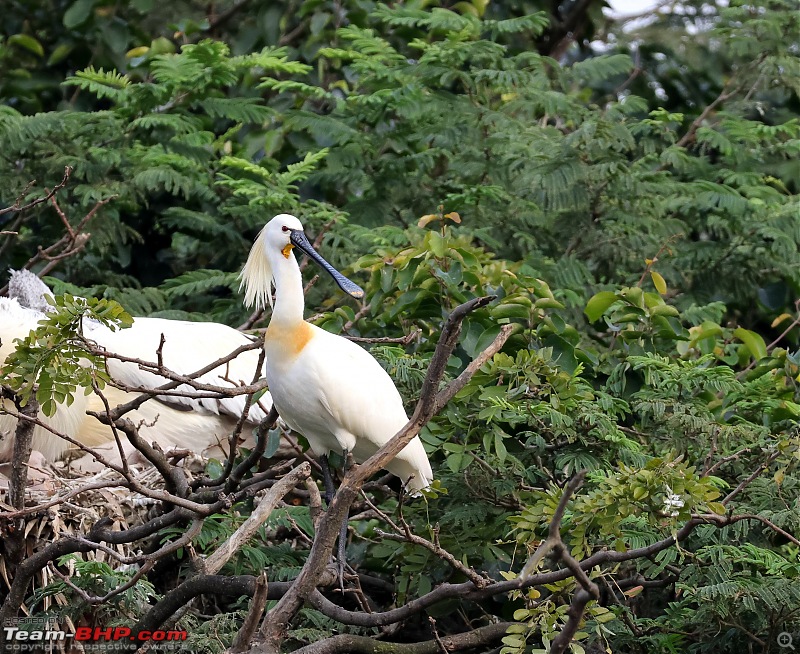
[270,250,305,327]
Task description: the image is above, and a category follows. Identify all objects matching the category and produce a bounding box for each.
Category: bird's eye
[281,226,289,232]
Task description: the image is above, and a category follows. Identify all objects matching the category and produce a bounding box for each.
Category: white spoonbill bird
[2,270,273,466]
[239,214,433,493]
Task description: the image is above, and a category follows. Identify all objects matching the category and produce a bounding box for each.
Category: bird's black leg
[320,454,336,506]
[335,449,351,588]
[319,452,350,588]
[336,510,349,589]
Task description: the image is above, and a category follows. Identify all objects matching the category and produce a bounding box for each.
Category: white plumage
[83,315,268,423]
[240,214,433,492]
[0,297,97,462]
[1,270,272,465]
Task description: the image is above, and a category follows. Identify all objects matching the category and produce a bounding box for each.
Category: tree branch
[3,394,39,569]
[202,463,312,575]
[0,166,72,218]
[0,519,117,635]
[133,575,292,636]
[723,448,782,505]
[290,621,513,654]
[230,573,270,654]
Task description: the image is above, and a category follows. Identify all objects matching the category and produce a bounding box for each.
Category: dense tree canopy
[0,1,798,653]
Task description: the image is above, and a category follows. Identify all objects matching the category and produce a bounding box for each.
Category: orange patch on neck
[266,321,314,357]
[281,243,294,258]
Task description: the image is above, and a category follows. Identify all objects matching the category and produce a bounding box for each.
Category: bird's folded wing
[83,316,271,422]
[305,332,410,451]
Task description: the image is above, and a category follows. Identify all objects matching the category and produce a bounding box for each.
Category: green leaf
[429,231,447,258]
[492,303,530,320]
[650,270,667,294]
[47,43,74,65]
[264,429,282,459]
[310,12,330,35]
[733,327,768,361]
[502,635,526,647]
[534,297,565,310]
[8,34,44,57]
[63,0,95,29]
[690,321,723,345]
[584,291,618,322]
[205,459,224,478]
[474,325,502,355]
[446,452,464,473]
[650,304,679,318]
[494,431,507,464]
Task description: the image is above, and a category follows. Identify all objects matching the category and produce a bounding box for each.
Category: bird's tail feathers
[239,225,274,310]
[404,471,433,495]
[388,451,433,495]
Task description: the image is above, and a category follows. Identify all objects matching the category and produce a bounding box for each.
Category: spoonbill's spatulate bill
[239,214,433,493]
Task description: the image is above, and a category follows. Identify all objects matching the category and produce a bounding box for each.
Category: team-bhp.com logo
[2,619,187,651]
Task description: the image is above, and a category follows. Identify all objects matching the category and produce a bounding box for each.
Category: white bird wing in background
[83,316,271,422]
[3,269,275,466]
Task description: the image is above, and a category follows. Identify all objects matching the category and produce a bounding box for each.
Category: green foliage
[513,456,724,559]
[503,597,615,654]
[31,554,157,624]
[2,295,132,416]
[2,1,799,652]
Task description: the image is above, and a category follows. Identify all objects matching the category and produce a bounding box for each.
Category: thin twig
[0,167,72,218]
[723,449,783,505]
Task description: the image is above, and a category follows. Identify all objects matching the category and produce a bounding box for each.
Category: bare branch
[134,575,289,636]
[70,520,203,605]
[0,518,117,627]
[675,81,739,149]
[3,393,39,568]
[693,512,800,547]
[222,405,280,492]
[305,476,324,529]
[375,528,491,588]
[550,589,596,654]
[213,346,268,489]
[230,573,270,654]
[342,304,370,332]
[432,323,514,412]
[0,187,111,296]
[345,330,421,345]
[290,621,513,654]
[520,471,587,579]
[0,478,134,519]
[0,399,126,475]
[723,448,783,505]
[202,463,312,575]
[0,166,72,218]
[83,339,268,416]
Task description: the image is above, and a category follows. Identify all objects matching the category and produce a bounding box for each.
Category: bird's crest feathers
[239,224,275,310]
